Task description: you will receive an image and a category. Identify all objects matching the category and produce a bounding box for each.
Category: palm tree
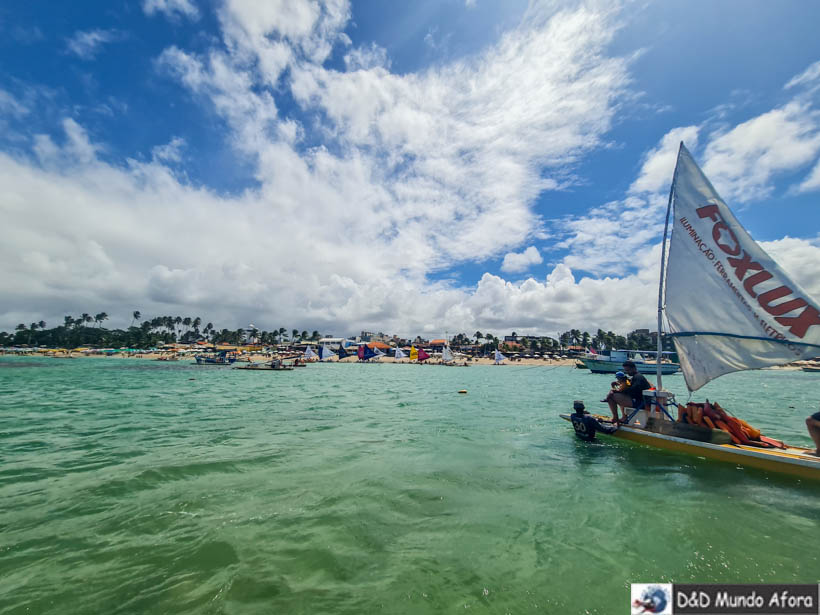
[474,331,483,344]
[300,330,308,342]
[81,313,90,327]
[131,310,141,328]
[38,320,46,330]
[311,330,320,341]
[94,312,108,327]
[292,328,299,342]
[64,315,74,328]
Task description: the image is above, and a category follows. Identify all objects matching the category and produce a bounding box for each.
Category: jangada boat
[561,144,820,481]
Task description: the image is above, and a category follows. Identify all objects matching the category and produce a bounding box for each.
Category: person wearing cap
[602,370,630,420]
[570,401,617,442]
[606,360,652,423]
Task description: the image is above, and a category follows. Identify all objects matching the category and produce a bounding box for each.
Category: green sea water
[1,356,818,614]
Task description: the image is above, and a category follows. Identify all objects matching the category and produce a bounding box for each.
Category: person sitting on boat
[807,408,820,456]
[605,361,652,424]
[601,370,629,416]
[571,401,617,442]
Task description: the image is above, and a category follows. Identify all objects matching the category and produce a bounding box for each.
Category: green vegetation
[0,314,324,349]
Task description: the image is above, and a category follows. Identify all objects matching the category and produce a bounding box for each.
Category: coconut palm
[131,311,141,327]
[292,329,299,342]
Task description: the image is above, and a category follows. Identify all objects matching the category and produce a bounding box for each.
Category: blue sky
[1,0,820,337]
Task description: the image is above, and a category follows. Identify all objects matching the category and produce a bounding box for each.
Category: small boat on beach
[562,144,820,481]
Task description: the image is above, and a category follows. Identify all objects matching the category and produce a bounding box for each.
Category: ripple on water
[1,358,819,614]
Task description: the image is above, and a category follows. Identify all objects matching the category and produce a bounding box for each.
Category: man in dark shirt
[806,408,820,456]
[570,401,617,442]
[606,360,652,423]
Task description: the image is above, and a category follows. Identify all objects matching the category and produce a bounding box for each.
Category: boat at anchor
[562,143,820,481]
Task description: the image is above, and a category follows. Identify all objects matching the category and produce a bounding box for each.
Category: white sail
[442,345,454,362]
[303,346,317,360]
[494,349,507,364]
[373,347,385,358]
[319,345,334,361]
[394,347,406,359]
[664,144,820,391]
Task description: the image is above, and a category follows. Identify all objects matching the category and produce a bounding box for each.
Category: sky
[1,0,820,339]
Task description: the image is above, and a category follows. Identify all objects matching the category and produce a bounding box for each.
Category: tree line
[0,313,665,352]
[0,311,324,349]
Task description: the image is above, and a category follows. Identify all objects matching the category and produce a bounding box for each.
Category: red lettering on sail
[775,306,820,338]
[758,286,807,316]
[742,270,773,298]
[686,203,820,340]
[696,204,720,221]
[727,251,764,282]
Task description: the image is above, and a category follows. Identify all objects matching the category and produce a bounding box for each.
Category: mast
[656,142,682,390]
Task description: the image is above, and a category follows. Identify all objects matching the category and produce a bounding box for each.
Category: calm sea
[1,356,818,614]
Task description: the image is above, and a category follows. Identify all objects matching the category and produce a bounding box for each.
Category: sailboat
[394,347,407,360]
[441,344,455,364]
[561,144,820,481]
[303,345,317,361]
[494,349,507,365]
[318,345,335,361]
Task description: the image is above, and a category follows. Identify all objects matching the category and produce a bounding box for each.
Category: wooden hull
[560,414,820,481]
[579,358,680,375]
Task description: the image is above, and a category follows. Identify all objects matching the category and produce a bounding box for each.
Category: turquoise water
[1,357,818,614]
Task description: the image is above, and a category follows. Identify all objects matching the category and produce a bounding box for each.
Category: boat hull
[560,414,820,481]
[579,358,679,375]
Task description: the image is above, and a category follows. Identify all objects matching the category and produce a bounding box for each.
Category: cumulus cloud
[4,1,819,340]
[702,101,820,202]
[629,125,699,195]
[501,246,543,273]
[65,29,119,60]
[142,0,200,20]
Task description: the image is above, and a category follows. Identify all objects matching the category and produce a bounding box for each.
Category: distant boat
[493,349,507,365]
[442,345,454,363]
[318,345,335,361]
[194,351,236,365]
[579,350,680,375]
[802,365,820,373]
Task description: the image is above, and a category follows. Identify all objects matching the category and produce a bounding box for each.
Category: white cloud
[343,43,390,71]
[629,125,699,195]
[0,89,28,117]
[65,29,118,60]
[784,60,820,91]
[501,246,543,273]
[151,137,186,163]
[794,158,820,193]
[702,101,820,202]
[142,0,200,20]
[6,1,818,340]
